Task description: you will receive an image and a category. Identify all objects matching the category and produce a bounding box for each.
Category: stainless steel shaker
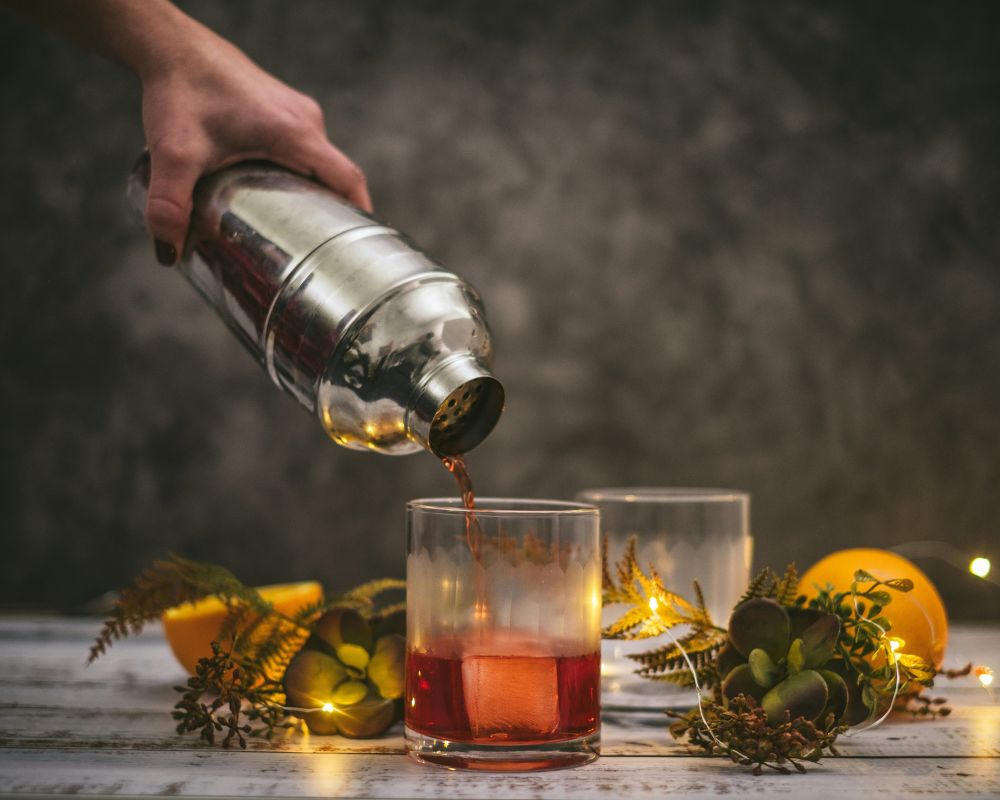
[128,155,504,456]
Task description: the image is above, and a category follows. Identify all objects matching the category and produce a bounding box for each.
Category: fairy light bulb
[970,557,991,579]
[975,666,994,688]
[648,595,659,613]
[321,702,335,713]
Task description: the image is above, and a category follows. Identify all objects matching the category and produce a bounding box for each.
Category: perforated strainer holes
[431,379,490,439]
[429,377,505,456]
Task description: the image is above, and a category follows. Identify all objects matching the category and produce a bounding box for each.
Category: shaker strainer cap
[409,356,505,456]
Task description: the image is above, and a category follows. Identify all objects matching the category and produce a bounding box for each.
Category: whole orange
[800,548,947,670]
[162,581,324,675]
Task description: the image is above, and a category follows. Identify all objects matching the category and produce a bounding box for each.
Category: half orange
[162,581,324,675]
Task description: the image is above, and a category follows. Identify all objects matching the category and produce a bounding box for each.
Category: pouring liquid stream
[441,455,482,563]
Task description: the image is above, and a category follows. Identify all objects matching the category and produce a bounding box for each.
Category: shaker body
[128,158,504,456]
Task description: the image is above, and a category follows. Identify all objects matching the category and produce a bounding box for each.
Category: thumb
[145,144,205,265]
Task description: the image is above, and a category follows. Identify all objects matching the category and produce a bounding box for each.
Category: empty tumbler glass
[576,487,752,709]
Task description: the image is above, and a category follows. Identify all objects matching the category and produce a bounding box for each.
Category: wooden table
[1,617,997,799]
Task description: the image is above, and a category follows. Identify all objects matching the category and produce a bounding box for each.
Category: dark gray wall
[2,1,998,619]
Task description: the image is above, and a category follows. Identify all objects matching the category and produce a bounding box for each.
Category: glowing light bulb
[410,697,416,708]
[648,595,659,613]
[975,666,994,688]
[321,702,335,713]
[970,557,991,578]
[888,637,904,652]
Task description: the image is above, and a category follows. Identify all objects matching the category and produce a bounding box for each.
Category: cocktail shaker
[127,155,504,456]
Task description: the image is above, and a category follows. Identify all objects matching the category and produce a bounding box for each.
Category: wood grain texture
[1,618,998,798]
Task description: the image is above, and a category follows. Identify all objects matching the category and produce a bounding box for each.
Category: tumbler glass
[576,487,752,709]
[405,498,601,771]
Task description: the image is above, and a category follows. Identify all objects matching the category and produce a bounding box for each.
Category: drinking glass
[576,487,752,709]
[405,498,601,771]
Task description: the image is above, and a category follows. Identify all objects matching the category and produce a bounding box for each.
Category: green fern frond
[603,606,650,637]
[371,600,406,618]
[341,578,405,608]
[773,563,799,605]
[616,537,638,589]
[89,555,267,664]
[628,630,727,672]
[735,567,775,606]
[644,661,718,688]
[636,638,721,685]
[601,535,614,593]
[217,603,253,645]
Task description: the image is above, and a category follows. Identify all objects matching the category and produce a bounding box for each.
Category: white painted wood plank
[0,616,998,798]
[1,749,998,799]
[2,704,998,757]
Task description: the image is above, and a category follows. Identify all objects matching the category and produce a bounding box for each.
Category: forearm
[2,0,210,80]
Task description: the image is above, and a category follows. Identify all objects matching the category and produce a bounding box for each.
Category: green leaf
[282,649,347,709]
[786,639,804,675]
[884,578,914,592]
[761,669,829,725]
[870,616,892,633]
[749,648,781,687]
[331,679,368,706]
[865,591,892,606]
[368,634,405,700]
[818,669,849,725]
[722,663,765,703]
[799,614,840,668]
[336,643,371,671]
[853,569,877,583]
[861,681,877,713]
[728,598,790,662]
[314,608,374,654]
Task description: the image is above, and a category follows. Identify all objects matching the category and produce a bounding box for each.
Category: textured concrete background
[1,1,998,619]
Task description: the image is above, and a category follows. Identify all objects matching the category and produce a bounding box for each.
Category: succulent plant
[283,607,405,737]
[718,597,850,728]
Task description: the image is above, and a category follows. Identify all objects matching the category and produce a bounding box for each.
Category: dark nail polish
[155,239,177,266]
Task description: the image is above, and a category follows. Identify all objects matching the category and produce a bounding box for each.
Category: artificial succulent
[718,597,850,728]
[283,607,405,737]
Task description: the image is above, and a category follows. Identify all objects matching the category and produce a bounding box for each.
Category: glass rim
[407,497,599,517]
[576,486,749,504]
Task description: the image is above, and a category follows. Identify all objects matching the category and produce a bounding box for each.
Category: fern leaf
[603,606,650,638]
[88,555,265,664]
[601,535,614,593]
[372,600,406,618]
[628,631,726,672]
[735,567,775,606]
[616,537,639,590]
[341,578,405,608]
[773,563,799,605]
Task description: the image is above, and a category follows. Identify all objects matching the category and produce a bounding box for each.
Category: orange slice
[162,581,324,676]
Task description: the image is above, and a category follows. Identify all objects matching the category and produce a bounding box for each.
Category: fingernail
[155,239,177,266]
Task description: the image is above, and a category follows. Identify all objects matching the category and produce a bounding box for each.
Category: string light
[890,542,998,587]
[970,557,991,579]
[842,592,901,738]
[281,702,337,714]
[975,666,994,689]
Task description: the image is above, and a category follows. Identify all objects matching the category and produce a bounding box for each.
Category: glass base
[405,727,600,772]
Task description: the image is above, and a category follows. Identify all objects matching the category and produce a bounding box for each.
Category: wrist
[125,4,212,83]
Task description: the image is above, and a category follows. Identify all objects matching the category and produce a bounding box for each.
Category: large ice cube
[461,634,558,739]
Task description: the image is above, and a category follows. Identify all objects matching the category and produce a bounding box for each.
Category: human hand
[138,22,371,265]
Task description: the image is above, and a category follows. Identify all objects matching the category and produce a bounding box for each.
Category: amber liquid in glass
[405,457,600,746]
[407,648,600,744]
